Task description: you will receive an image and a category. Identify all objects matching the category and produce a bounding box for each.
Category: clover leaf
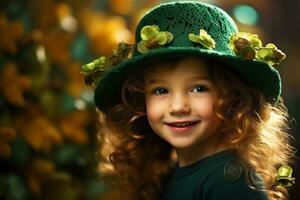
[140,25,160,41]
[229,32,286,65]
[137,25,173,54]
[188,29,216,49]
[81,56,106,87]
[108,42,133,67]
[81,42,134,87]
[256,43,286,65]
[229,32,262,60]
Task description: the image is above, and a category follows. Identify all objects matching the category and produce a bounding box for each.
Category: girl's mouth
[165,121,199,133]
[167,121,198,127]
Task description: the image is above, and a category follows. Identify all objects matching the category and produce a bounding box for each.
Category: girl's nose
[168,93,191,115]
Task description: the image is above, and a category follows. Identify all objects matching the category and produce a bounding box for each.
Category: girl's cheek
[146,99,156,115]
[193,98,216,117]
[146,98,164,119]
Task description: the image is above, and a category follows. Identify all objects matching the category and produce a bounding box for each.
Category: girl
[82,1,295,200]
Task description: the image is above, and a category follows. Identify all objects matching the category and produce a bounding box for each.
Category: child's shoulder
[161,150,268,200]
[198,152,268,200]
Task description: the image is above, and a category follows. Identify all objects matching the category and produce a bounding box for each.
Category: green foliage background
[0,0,299,199]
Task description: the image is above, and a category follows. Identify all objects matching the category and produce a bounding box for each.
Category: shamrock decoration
[137,25,173,54]
[189,29,216,49]
[229,32,262,60]
[229,32,286,65]
[81,42,133,87]
[275,165,295,189]
[256,43,286,65]
[107,42,133,67]
[81,56,106,87]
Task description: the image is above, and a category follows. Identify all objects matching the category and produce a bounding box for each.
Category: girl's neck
[175,142,230,167]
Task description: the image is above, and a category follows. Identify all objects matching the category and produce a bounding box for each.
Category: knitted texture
[134,2,237,55]
[94,1,281,111]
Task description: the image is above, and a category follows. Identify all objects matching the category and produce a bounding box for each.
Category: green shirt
[160,150,268,200]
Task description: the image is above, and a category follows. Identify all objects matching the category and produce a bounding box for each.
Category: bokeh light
[233,4,259,26]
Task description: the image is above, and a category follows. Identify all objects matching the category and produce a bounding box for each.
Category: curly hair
[209,61,295,199]
[97,56,295,200]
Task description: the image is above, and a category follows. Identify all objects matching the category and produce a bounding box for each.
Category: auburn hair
[97,56,295,200]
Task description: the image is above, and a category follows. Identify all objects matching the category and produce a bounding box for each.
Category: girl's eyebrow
[148,78,168,84]
[147,76,212,84]
[189,76,212,81]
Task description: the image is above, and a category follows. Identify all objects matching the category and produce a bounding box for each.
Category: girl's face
[145,57,223,157]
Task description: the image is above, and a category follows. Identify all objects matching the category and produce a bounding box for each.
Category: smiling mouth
[166,121,199,127]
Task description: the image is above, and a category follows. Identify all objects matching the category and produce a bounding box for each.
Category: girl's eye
[152,87,168,95]
[191,85,209,93]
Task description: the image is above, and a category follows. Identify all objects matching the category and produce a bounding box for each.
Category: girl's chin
[169,140,196,150]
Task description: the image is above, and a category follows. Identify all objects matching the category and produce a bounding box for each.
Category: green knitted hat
[82,1,286,111]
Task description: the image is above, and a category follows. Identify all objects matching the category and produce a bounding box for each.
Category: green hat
[83,1,286,111]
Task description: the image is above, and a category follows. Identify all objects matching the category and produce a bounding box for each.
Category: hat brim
[94,47,281,111]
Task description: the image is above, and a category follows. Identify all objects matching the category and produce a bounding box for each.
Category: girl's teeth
[174,122,194,127]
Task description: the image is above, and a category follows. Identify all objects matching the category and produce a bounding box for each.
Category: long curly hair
[97,56,295,200]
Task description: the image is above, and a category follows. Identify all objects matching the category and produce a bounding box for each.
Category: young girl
[82,1,295,200]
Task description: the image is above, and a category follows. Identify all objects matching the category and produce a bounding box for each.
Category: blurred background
[0,0,299,199]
